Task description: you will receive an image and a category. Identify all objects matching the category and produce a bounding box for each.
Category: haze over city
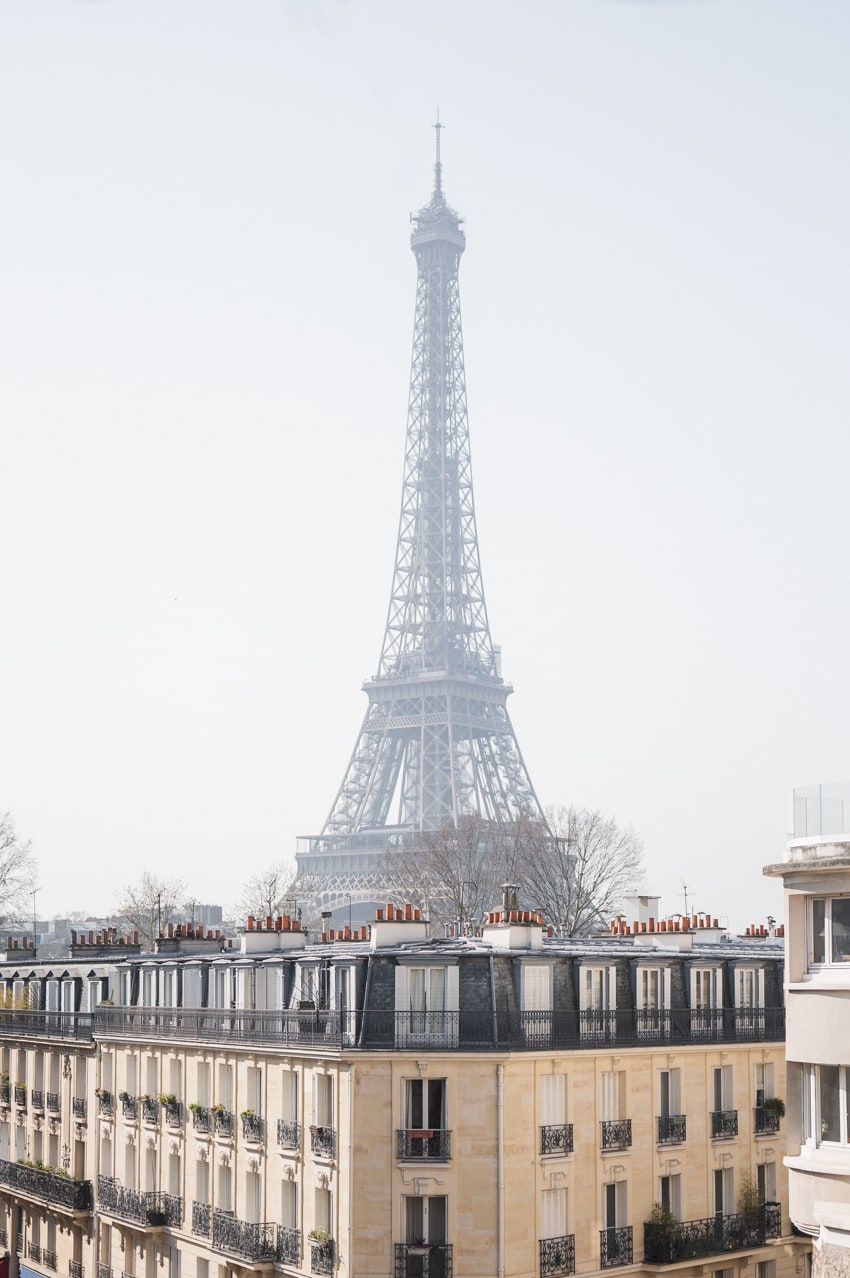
[2,0,849,930]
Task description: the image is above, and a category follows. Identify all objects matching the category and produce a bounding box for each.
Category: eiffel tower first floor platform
[295,828,420,928]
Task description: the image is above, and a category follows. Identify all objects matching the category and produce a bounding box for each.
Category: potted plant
[118,1091,130,1102]
[158,1093,177,1106]
[240,1109,255,1118]
[308,1229,332,1246]
[762,1096,785,1118]
[647,1202,678,1263]
[189,1102,204,1113]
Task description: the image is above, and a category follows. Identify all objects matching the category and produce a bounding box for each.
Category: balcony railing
[711,1109,738,1139]
[0,1011,93,1041]
[276,1226,300,1266]
[657,1114,687,1145]
[44,1250,57,1271]
[91,1004,785,1050]
[0,1083,9,1105]
[191,1106,211,1133]
[141,1097,159,1123]
[211,1210,276,1262]
[31,1089,44,1110]
[644,1204,782,1263]
[47,1092,60,1113]
[600,1226,633,1268]
[120,1095,137,1120]
[213,1108,233,1138]
[0,1159,93,1212]
[96,1092,113,1116]
[310,1125,335,1158]
[277,1119,300,1149]
[15,1084,26,1107]
[192,1202,211,1237]
[97,1266,112,1278]
[70,1262,84,1278]
[163,1101,182,1128]
[310,1238,335,1277]
[394,1243,452,1278]
[754,1106,781,1135]
[600,1119,632,1151]
[540,1124,574,1156]
[539,1235,575,1278]
[97,1177,182,1228]
[241,1113,263,1142]
[396,1129,451,1161]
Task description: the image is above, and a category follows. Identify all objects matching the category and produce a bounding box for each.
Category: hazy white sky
[2,0,848,930]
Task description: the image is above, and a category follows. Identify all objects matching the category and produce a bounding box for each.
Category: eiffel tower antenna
[297,129,544,915]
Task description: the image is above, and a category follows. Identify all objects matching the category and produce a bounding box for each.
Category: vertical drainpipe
[497,1063,505,1278]
[347,1063,354,1276]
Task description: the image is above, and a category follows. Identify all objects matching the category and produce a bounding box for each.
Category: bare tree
[0,812,38,926]
[238,861,299,921]
[518,806,643,936]
[114,871,186,951]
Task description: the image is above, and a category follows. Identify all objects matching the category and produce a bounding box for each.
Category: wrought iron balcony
[97,1265,112,1278]
[310,1125,335,1158]
[539,1235,575,1278]
[43,1250,57,1271]
[643,1203,782,1263]
[0,1082,9,1105]
[394,1243,452,1278]
[600,1226,633,1268]
[711,1109,738,1139]
[211,1210,276,1261]
[141,1097,159,1123]
[120,1094,137,1120]
[28,1244,42,1264]
[163,1100,182,1127]
[70,1262,84,1278]
[32,1088,44,1110]
[97,1177,182,1228]
[657,1114,687,1145]
[277,1118,300,1149]
[96,1092,113,1116]
[276,1226,301,1266]
[0,1158,93,1212]
[191,1105,210,1133]
[47,1092,60,1113]
[396,1128,451,1161]
[600,1119,632,1151]
[754,1105,781,1135]
[0,1229,7,1247]
[310,1238,335,1277]
[241,1113,263,1142]
[192,1201,211,1237]
[213,1108,233,1138]
[14,1084,26,1107]
[540,1124,574,1156]
[0,1010,93,1041]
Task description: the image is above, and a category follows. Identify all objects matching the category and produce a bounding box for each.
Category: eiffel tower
[297,127,543,917]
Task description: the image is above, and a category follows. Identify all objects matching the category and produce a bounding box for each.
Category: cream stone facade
[766,783,850,1278]
[0,899,807,1278]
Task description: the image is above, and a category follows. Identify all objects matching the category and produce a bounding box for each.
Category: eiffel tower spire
[297,130,543,911]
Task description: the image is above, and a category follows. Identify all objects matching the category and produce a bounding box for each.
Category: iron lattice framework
[298,132,542,909]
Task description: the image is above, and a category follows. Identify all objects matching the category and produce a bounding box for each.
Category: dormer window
[395,964,458,1046]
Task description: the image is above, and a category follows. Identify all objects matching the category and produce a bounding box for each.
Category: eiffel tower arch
[297,129,543,921]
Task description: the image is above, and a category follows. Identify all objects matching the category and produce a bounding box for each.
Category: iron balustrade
[97,1177,182,1228]
[0,1158,93,1212]
[0,1229,6,1246]
[754,1106,781,1135]
[91,1005,785,1050]
[191,1106,211,1133]
[540,1124,574,1156]
[164,1101,182,1128]
[539,1235,575,1278]
[97,1092,113,1117]
[211,1210,276,1261]
[213,1108,233,1138]
[15,1085,26,1107]
[600,1119,632,1151]
[711,1110,738,1139]
[657,1114,687,1145]
[69,1262,84,1278]
[0,1010,93,1042]
[44,1250,57,1270]
[120,1095,137,1120]
[97,1266,112,1278]
[29,1244,42,1263]
[310,1125,335,1158]
[310,1238,335,1276]
[241,1113,263,1142]
[73,1097,87,1119]
[47,1092,60,1113]
[643,1204,782,1263]
[600,1226,633,1268]
[31,1089,44,1109]
[0,1083,9,1105]
[277,1119,300,1149]
[396,1129,451,1161]
[276,1226,301,1266]
[141,1097,159,1123]
[192,1202,211,1236]
[394,1243,453,1278]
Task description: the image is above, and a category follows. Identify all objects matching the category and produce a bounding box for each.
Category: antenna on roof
[433,111,444,198]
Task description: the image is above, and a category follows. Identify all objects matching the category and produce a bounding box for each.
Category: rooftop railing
[0,1011,93,1041]
[793,783,850,839]
[643,1203,782,1263]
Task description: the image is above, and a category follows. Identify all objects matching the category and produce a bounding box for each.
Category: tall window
[810,897,850,965]
[802,1064,850,1146]
[659,1068,681,1119]
[660,1174,681,1219]
[403,1078,446,1131]
[603,1182,627,1230]
[713,1167,733,1217]
[395,966,458,1045]
[404,1195,446,1245]
[757,1163,776,1203]
[600,1071,625,1122]
[312,1073,333,1131]
[541,1187,568,1241]
[754,1063,774,1108]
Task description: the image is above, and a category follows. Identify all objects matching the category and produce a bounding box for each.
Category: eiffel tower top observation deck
[297,128,543,909]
